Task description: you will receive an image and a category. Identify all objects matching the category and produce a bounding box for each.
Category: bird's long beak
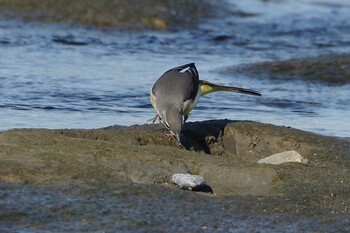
[200,80,261,96]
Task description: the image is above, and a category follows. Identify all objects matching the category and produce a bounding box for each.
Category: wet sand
[0,121,349,231]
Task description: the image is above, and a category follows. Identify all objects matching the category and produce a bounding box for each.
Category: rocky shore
[0,0,220,29]
[1,120,349,206]
[0,121,349,231]
[223,53,350,85]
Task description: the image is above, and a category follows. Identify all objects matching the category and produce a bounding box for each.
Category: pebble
[171,173,206,190]
[257,150,309,165]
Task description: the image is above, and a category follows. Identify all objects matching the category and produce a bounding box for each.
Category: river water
[0,0,350,137]
[0,1,350,231]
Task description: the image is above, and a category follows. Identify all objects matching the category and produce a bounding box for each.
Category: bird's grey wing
[164,63,197,73]
[182,65,199,102]
[168,63,199,102]
[153,63,199,102]
[151,64,194,96]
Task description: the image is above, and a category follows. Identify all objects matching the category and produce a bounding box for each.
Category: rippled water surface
[1,0,350,137]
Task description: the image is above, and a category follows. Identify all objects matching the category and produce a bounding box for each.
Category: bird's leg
[164,133,182,146]
[147,114,161,123]
[149,117,177,141]
[183,115,188,123]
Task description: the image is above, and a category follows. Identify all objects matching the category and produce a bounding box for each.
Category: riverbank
[0,121,349,231]
[0,0,221,29]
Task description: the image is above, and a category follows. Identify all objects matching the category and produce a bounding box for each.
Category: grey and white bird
[150,63,261,144]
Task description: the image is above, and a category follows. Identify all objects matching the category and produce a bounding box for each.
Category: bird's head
[160,105,183,144]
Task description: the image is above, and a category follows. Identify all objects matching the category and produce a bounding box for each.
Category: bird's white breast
[183,85,201,116]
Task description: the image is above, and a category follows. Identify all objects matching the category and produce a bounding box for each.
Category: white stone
[257,150,309,165]
[171,173,206,190]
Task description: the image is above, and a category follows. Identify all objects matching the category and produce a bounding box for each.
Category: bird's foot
[147,114,161,123]
[164,133,182,146]
[164,133,175,140]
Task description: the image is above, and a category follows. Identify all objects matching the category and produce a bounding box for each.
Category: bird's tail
[200,80,261,96]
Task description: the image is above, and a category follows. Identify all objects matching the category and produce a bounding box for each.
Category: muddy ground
[0,121,349,220]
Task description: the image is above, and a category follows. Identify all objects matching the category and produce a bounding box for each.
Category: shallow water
[1,182,348,232]
[1,0,350,137]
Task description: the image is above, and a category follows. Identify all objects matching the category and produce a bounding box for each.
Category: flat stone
[171,173,206,190]
[257,150,309,165]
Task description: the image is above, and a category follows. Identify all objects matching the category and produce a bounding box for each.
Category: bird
[150,63,261,144]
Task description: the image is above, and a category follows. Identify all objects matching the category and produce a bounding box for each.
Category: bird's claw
[164,133,182,146]
[147,114,161,123]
